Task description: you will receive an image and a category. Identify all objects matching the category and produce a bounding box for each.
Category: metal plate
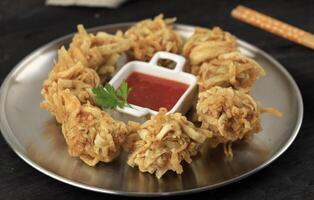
[0,23,303,196]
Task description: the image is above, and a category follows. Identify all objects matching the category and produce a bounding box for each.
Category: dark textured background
[0,0,313,199]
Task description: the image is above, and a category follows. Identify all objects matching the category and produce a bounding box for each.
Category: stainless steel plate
[0,23,303,196]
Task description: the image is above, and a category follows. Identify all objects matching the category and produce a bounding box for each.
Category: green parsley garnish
[92,80,132,109]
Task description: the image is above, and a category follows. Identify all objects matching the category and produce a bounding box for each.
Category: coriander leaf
[117,81,129,101]
[92,82,132,109]
[104,83,118,99]
[95,96,116,109]
[93,86,117,108]
[93,87,112,105]
[117,81,133,108]
[116,100,125,108]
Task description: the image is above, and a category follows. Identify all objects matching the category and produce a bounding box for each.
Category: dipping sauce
[125,72,189,111]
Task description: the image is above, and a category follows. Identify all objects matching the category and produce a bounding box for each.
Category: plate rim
[0,23,304,197]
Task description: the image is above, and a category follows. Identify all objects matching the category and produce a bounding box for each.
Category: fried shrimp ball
[125,14,183,62]
[41,25,131,122]
[126,108,212,178]
[198,52,265,92]
[69,25,131,82]
[183,27,237,75]
[47,25,130,82]
[41,63,100,123]
[60,90,128,166]
[196,86,262,156]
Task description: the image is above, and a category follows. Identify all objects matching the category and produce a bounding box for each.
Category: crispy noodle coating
[183,27,237,75]
[41,62,100,123]
[48,25,130,81]
[60,90,128,166]
[196,87,262,157]
[40,25,131,165]
[125,14,182,62]
[69,24,131,82]
[41,24,131,122]
[198,52,265,92]
[196,86,282,157]
[126,108,212,178]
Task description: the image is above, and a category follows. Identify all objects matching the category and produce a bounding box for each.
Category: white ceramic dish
[109,51,197,119]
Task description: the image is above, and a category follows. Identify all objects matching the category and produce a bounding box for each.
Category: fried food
[69,24,131,82]
[44,25,130,83]
[198,52,265,92]
[39,18,283,177]
[197,86,282,157]
[60,90,128,166]
[125,14,182,62]
[183,27,237,75]
[40,25,132,165]
[46,24,130,80]
[41,62,100,123]
[126,108,212,178]
[41,24,131,122]
[196,86,262,157]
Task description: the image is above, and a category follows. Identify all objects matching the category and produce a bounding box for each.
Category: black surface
[0,0,313,199]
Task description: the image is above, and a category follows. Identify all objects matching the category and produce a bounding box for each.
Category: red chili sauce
[125,72,189,111]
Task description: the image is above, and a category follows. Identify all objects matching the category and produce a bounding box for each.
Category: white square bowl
[109,51,197,119]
